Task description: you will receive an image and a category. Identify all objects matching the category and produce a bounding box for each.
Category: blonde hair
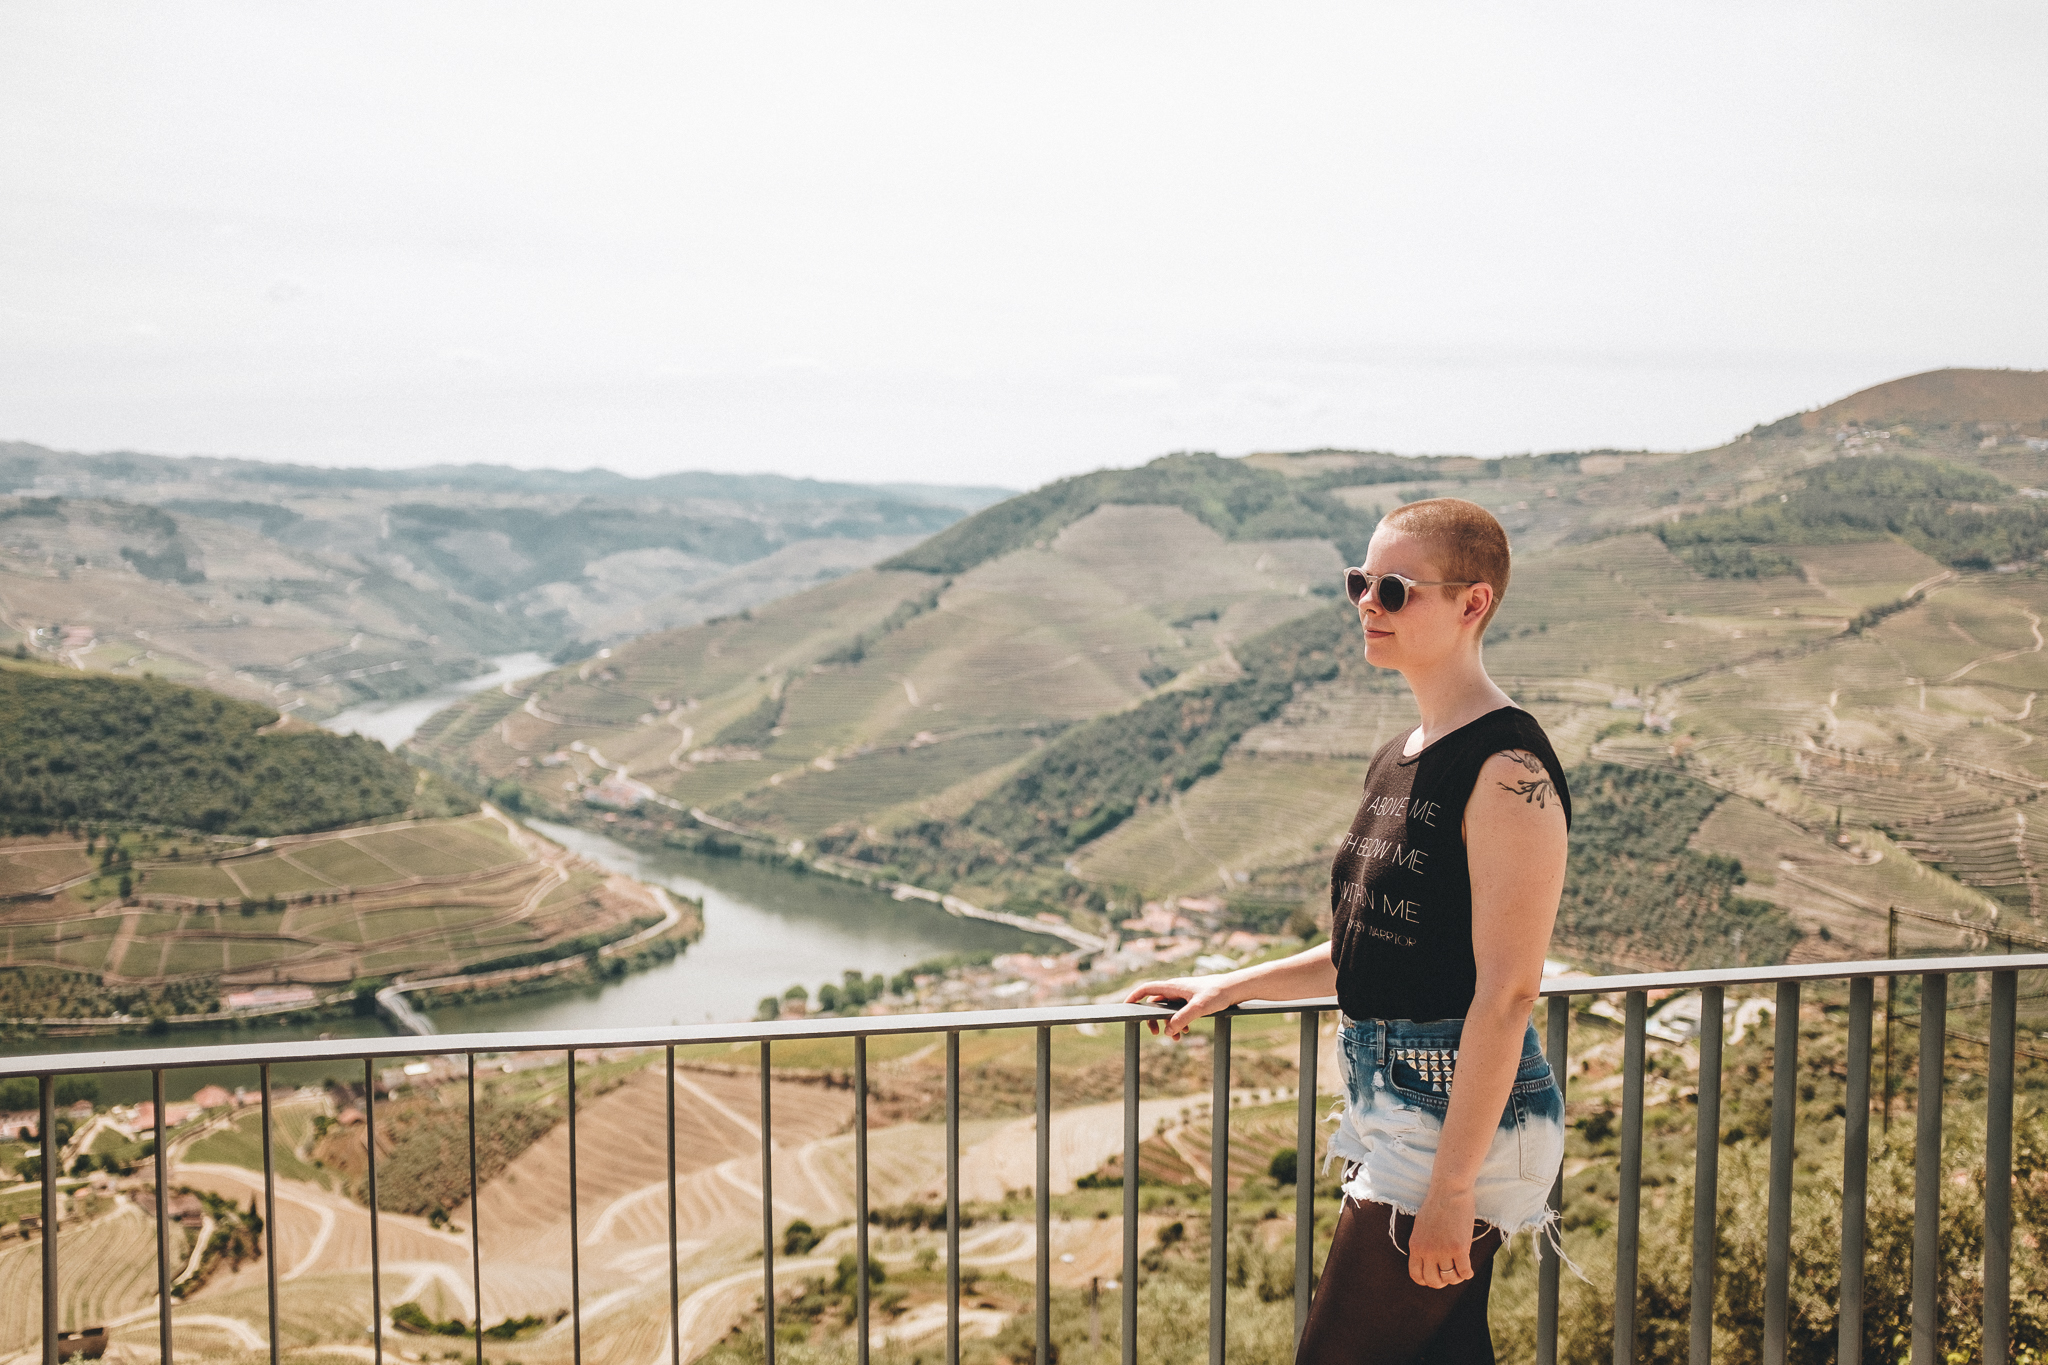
[1380,497,1511,631]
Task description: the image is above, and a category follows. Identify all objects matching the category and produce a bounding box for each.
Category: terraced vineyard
[0,808,681,1003]
[0,1203,167,1351]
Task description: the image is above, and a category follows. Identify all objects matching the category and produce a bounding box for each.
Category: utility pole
[1089,1276,1101,1361]
[1883,906,1898,1137]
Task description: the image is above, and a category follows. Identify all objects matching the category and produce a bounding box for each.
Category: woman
[1125,498,1570,1364]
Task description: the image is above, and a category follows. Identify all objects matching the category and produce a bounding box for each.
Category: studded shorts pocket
[1384,1044,1458,1112]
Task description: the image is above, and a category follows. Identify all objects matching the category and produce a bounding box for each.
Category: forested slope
[1657,455,2048,576]
[1554,764,1798,971]
[0,663,466,835]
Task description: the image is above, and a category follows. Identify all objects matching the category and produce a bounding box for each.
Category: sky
[3,3,2046,491]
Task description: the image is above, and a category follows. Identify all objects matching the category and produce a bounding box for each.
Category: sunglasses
[1343,568,1479,613]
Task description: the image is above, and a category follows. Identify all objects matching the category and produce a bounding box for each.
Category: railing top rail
[3,951,2043,1077]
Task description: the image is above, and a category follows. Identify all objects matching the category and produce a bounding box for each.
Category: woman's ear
[1461,583,1495,629]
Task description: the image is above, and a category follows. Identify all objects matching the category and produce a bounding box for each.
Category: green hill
[1657,454,2048,575]
[1787,365,2048,434]
[880,452,1380,575]
[0,662,468,836]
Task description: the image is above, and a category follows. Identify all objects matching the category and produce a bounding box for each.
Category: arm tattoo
[1496,751,1556,809]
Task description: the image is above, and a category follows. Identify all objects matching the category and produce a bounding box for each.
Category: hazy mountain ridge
[0,441,1009,716]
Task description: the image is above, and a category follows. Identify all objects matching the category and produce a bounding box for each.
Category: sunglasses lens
[1380,577,1407,613]
[1344,568,1368,604]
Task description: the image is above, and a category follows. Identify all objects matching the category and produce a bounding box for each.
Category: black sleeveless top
[1329,705,1570,1022]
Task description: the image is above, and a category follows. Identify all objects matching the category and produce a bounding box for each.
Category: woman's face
[1356,524,1489,672]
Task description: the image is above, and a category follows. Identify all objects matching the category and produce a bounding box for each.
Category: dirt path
[955,1093,1217,1203]
[1937,604,2044,683]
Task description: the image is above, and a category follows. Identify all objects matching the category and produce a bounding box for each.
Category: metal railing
[4,950,2042,1365]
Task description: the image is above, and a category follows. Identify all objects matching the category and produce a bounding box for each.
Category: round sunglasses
[1343,567,1479,613]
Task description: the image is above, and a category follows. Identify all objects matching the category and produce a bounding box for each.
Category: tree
[757,996,781,1022]
[832,1252,886,1294]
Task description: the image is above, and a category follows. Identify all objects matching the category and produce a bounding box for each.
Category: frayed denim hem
[1335,1164,1588,1282]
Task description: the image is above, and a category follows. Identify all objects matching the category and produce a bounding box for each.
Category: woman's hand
[1406,1186,1483,1289]
[1123,975,1237,1040]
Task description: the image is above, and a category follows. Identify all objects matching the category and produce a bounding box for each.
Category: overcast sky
[4,4,2045,489]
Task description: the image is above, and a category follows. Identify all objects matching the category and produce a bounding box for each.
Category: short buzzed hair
[1381,497,1511,631]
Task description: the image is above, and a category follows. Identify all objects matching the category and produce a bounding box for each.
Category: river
[318,651,557,748]
[7,658,1039,1098]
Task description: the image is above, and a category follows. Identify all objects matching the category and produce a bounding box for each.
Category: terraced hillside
[0,806,682,1007]
[414,370,2048,969]
[0,661,687,1015]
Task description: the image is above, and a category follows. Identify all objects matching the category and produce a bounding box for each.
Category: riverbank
[374,885,691,1034]
[0,893,701,1040]
[554,798,1109,954]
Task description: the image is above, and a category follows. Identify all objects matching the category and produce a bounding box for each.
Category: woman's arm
[1124,939,1336,1038]
[1406,748,1567,1290]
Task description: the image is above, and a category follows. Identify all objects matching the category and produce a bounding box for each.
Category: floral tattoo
[1496,750,1557,809]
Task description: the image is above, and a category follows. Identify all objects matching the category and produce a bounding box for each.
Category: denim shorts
[1327,1015,1566,1239]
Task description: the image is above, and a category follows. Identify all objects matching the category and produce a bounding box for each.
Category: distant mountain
[1756,366,2048,437]
[0,446,1011,513]
[0,442,1010,717]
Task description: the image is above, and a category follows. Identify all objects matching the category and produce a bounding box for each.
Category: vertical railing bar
[1208,1013,1230,1365]
[1984,970,2015,1365]
[152,1070,170,1365]
[1035,1026,1051,1365]
[1763,980,1799,1365]
[668,1045,680,1365]
[1688,984,1723,1365]
[1613,992,1646,1365]
[1293,1010,1317,1343]
[760,1040,776,1365]
[1910,973,1946,1365]
[261,1062,279,1365]
[365,1058,382,1365]
[946,1031,960,1365]
[855,1036,870,1365]
[1122,1021,1139,1365]
[1841,977,1873,1365]
[568,1049,582,1365]
[467,1054,482,1365]
[39,1074,55,1365]
[1538,997,1568,1365]
[1883,912,1898,1138]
